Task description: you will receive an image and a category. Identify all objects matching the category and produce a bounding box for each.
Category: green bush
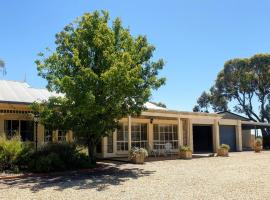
[26,142,92,172]
[0,137,92,173]
[179,146,192,152]
[0,136,26,172]
[220,144,230,150]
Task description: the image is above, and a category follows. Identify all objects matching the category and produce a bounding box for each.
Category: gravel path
[0,151,269,200]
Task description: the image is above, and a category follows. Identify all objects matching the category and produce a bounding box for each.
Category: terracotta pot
[254,146,262,153]
[130,154,145,164]
[179,151,192,159]
[217,148,229,157]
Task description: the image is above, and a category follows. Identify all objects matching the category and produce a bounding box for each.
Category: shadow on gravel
[0,163,155,192]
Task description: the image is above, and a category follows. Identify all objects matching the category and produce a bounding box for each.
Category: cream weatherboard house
[0,80,266,158]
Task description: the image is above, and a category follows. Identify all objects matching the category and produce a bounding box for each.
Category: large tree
[35,11,165,164]
[194,54,270,148]
[0,59,6,76]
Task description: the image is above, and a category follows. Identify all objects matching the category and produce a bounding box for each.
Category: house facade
[0,80,266,158]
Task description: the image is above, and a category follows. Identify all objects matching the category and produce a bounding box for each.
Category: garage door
[219,125,236,151]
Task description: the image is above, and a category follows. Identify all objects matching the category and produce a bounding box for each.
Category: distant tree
[193,91,211,112]
[35,11,166,164]
[194,54,270,148]
[0,59,6,76]
[151,101,167,108]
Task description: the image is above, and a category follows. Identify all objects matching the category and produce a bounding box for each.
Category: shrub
[220,144,230,151]
[179,146,192,152]
[0,136,25,172]
[128,147,148,160]
[254,138,262,147]
[26,142,92,172]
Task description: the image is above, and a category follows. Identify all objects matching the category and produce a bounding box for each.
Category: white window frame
[131,123,148,148]
[44,127,53,143]
[117,123,129,152]
[153,124,178,150]
[58,130,67,142]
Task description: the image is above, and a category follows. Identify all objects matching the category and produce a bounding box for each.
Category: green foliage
[150,102,167,108]
[128,147,148,160]
[179,146,192,152]
[35,10,165,164]
[219,144,230,150]
[0,137,26,172]
[26,143,92,173]
[0,59,4,68]
[194,54,270,141]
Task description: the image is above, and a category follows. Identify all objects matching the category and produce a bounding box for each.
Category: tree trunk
[88,140,97,165]
[260,128,270,149]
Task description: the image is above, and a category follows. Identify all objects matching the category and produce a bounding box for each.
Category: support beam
[188,119,193,151]
[0,120,4,138]
[148,121,153,150]
[102,137,107,158]
[236,120,242,151]
[128,116,132,150]
[178,117,183,147]
[213,119,220,153]
[113,130,117,154]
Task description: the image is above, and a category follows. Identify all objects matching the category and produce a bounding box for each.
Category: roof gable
[218,111,251,121]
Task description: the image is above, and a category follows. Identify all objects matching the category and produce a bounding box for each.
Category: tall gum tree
[194,54,270,148]
[35,11,165,164]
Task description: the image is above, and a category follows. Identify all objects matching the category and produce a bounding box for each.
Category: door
[193,125,213,152]
[219,125,236,151]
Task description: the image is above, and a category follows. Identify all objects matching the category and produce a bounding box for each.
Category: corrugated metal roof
[0,80,61,104]
[0,80,167,110]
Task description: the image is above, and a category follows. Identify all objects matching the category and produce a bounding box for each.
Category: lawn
[0,151,269,200]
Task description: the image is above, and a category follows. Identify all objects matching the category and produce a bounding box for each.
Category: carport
[242,121,270,149]
[193,125,213,153]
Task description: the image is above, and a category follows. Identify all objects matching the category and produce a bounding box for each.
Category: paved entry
[193,125,213,152]
[219,125,236,151]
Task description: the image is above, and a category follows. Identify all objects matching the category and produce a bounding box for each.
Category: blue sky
[1,0,270,111]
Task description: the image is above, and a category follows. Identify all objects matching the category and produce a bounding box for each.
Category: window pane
[20,121,34,141]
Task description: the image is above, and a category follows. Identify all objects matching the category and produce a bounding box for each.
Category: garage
[219,125,236,151]
[193,125,213,152]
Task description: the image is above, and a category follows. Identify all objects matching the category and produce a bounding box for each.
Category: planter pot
[217,148,229,157]
[179,151,192,159]
[254,146,262,153]
[130,154,145,164]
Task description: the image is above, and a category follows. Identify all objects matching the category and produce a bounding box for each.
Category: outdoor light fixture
[150,117,154,124]
[33,112,40,151]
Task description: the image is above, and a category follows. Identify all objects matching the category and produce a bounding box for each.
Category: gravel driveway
[0,151,269,200]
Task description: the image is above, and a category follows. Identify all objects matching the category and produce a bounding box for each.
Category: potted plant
[179,146,192,159]
[128,147,148,164]
[254,138,263,153]
[217,144,230,157]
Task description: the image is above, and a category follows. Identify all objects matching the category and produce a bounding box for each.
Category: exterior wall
[0,102,252,158]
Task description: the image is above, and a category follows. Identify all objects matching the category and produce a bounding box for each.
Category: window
[153,124,178,149]
[44,127,53,142]
[58,130,67,142]
[96,141,102,153]
[117,123,128,151]
[4,120,19,139]
[20,121,34,141]
[131,124,147,148]
[107,132,114,153]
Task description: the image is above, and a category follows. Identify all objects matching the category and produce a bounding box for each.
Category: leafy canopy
[194,54,270,134]
[35,11,165,161]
